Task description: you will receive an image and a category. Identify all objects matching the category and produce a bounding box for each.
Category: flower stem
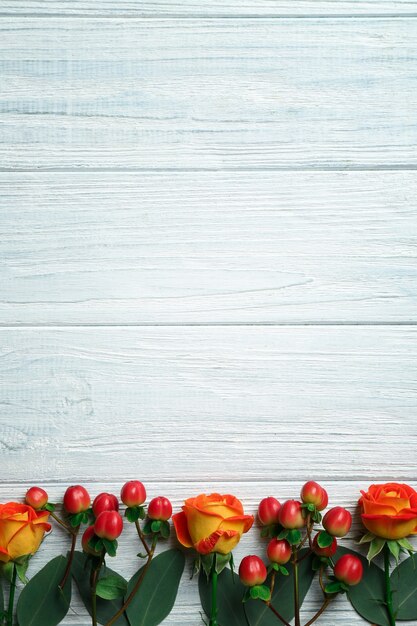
[209,555,218,626]
[384,545,396,626]
[50,511,74,534]
[105,536,158,626]
[304,598,332,626]
[134,519,151,556]
[6,564,17,626]
[90,557,104,626]
[59,527,79,590]
[265,601,291,626]
[292,548,300,626]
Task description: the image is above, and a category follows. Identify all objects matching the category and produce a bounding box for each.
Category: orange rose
[173,493,254,555]
[359,483,417,540]
[0,502,51,563]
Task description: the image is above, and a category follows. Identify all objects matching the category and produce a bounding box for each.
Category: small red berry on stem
[313,533,338,557]
[148,497,172,521]
[82,525,102,555]
[94,510,123,541]
[93,492,119,517]
[300,481,328,511]
[121,480,147,507]
[25,486,48,510]
[334,554,363,586]
[323,507,352,537]
[239,555,267,587]
[267,538,292,564]
[63,485,91,514]
[258,497,281,526]
[279,500,305,529]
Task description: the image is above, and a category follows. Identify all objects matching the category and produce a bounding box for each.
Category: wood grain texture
[1,1,416,17]
[1,326,415,484]
[1,170,417,324]
[1,18,417,169]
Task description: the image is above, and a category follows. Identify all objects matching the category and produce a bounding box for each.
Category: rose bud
[300,481,328,511]
[82,525,102,555]
[258,497,281,526]
[148,497,172,521]
[334,554,363,586]
[239,555,267,587]
[25,486,48,510]
[94,510,123,541]
[323,507,352,537]
[313,532,338,557]
[267,538,292,565]
[120,480,147,507]
[63,485,91,514]
[92,493,119,517]
[279,500,305,529]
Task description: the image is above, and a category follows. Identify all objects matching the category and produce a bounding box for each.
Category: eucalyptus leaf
[72,551,129,626]
[391,553,417,620]
[125,549,185,626]
[338,547,390,626]
[16,556,71,626]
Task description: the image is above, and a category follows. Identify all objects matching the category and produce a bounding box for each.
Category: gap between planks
[1,13,417,18]
[1,322,416,328]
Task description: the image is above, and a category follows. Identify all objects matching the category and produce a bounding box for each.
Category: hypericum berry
[258,497,281,526]
[313,532,338,557]
[334,554,363,586]
[239,555,267,586]
[278,500,305,529]
[82,525,102,555]
[323,507,352,537]
[94,510,123,541]
[25,486,48,510]
[148,497,172,521]
[120,480,146,507]
[63,485,91,514]
[267,538,292,564]
[300,481,328,510]
[92,493,119,517]
[317,488,329,511]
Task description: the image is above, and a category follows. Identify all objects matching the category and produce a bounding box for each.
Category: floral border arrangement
[0,481,416,625]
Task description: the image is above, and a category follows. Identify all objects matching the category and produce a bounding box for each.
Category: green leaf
[317,531,333,549]
[338,547,390,626]
[397,537,415,553]
[43,503,56,513]
[387,540,400,563]
[96,574,128,600]
[103,539,118,557]
[151,520,162,533]
[126,549,185,626]
[69,512,84,528]
[199,549,315,626]
[367,538,386,563]
[125,507,141,523]
[325,581,344,594]
[160,521,170,540]
[358,532,376,545]
[250,585,271,602]
[279,565,289,576]
[15,558,30,585]
[391,553,417,620]
[277,529,288,540]
[16,556,72,626]
[72,551,129,625]
[286,529,301,545]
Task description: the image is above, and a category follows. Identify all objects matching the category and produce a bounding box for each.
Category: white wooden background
[1,2,417,624]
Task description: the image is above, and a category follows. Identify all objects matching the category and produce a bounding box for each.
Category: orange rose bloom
[359,483,417,540]
[0,502,51,563]
[173,493,254,555]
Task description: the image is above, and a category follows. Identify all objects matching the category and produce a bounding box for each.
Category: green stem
[209,555,218,626]
[6,564,17,626]
[384,545,396,626]
[292,548,300,626]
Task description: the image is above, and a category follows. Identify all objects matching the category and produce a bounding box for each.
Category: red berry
[94,510,123,541]
[25,486,48,510]
[239,555,267,586]
[148,497,172,521]
[267,538,292,565]
[82,525,102,555]
[278,500,305,529]
[300,481,327,510]
[317,489,329,511]
[120,481,146,507]
[312,532,338,557]
[323,507,352,537]
[258,497,281,526]
[334,554,363,586]
[93,493,119,517]
[63,485,91,514]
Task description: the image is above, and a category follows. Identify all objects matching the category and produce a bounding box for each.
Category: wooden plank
[1,1,416,17]
[1,170,416,324]
[1,18,416,169]
[0,326,415,485]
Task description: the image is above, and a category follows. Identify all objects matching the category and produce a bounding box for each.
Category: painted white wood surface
[1,1,417,16]
[1,5,416,625]
[1,171,416,324]
[1,18,417,169]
